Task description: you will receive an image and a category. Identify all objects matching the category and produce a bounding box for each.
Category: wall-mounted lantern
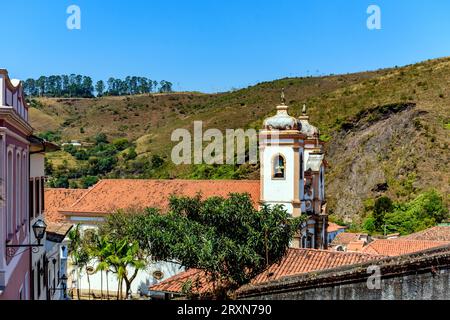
[6,219,47,257]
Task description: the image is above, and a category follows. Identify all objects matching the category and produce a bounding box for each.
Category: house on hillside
[329,226,450,257]
[61,140,82,148]
[329,233,372,252]
[327,222,347,244]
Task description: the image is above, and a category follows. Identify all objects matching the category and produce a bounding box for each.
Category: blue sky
[1,0,450,92]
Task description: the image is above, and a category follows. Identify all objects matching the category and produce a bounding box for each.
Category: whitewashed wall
[68,224,184,299]
[70,259,183,298]
[262,145,295,214]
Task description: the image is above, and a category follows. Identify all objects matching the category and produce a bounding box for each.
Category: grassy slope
[29,57,450,222]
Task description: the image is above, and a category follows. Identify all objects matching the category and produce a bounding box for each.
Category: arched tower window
[272,154,286,179]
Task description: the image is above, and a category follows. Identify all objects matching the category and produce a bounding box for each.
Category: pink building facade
[0,69,33,300]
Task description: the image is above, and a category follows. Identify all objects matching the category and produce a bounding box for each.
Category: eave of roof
[149,248,382,295]
[60,179,261,215]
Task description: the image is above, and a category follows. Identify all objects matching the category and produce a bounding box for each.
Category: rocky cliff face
[326,103,423,222]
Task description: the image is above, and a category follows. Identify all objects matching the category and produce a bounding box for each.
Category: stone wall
[238,245,450,300]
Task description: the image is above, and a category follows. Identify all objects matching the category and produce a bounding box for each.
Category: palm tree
[68,225,82,300]
[106,240,128,300]
[121,242,146,299]
[93,235,111,300]
[77,242,91,299]
[106,239,145,300]
[106,269,110,300]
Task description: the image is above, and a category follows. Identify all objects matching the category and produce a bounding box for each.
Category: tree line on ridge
[23,75,173,98]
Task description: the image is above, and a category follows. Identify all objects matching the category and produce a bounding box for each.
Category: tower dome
[263,89,300,131]
[263,104,300,130]
[299,104,319,138]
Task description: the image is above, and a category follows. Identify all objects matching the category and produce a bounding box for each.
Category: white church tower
[259,91,328,249]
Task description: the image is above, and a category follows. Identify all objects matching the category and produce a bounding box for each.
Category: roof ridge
[45,188,87,191]
[289,247,378,257]
[97,178,260,183]
[372,239,450,243]
[67,180,105,209]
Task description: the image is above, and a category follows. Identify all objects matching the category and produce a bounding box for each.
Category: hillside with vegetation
[29,57,450,226]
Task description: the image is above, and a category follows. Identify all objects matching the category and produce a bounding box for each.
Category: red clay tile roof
[46,222,73,242]
[346,241,366,252]
[401,226,450,242]
[61,179,261,215]
[327,222,347,233]
[44,188,87,223]
[361,239,450,256]
[149,269,212,295]
[330,232,366,246]
[149,248,382,295]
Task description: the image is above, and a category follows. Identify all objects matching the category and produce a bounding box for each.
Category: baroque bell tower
[259,90,306,247]
[259,91,328,249]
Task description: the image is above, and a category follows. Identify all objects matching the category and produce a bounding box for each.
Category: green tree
[124,148,137,161]
[373,196,393,232]
[88,233,112,300]
[94,133,108,145]
[81,214,146,300]
[112,138,130,151]
[151,154,164,169]
[68,225,83,300]
[384,190,448,235]
[81,176,99,188]
[114,193,302,298]
[53,176,70,188]
[44,158,53,176]
[363,190,448,235]
[159,80,173,93]
[95,80,105,97]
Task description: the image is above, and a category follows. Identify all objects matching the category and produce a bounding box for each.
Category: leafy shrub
[94,133,108,145]
[363,190,448,235]
[38,131,61,142]
[112,138,130,151]
[81,176,99,188]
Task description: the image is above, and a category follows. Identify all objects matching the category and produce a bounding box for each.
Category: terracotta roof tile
[361,239,450,256]
[346,241,366,252]
[330,232,366,246]
[44,188,87,223]
[46,222,73,243]
[62,179,260,215]
[401,226,450,242]
[149,248,382,295]
[327,222,347,233]
[149,269,213,295]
